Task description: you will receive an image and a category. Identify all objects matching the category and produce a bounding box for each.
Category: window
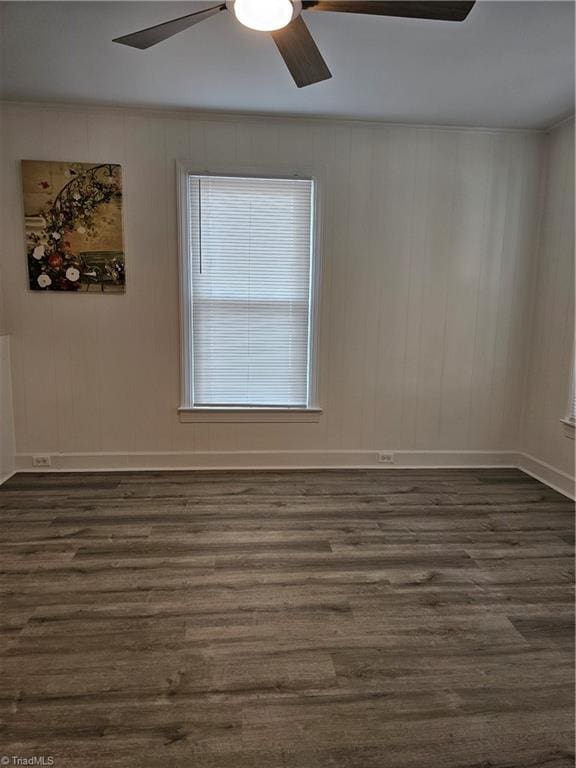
[178,170,320,422]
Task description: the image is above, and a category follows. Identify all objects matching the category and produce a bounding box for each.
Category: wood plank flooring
[0,468,574,768]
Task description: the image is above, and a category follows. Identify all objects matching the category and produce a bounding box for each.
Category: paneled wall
[0,107,16,482]
[0,103,544,467]
[0,333,15,482]
[521,118,575,481]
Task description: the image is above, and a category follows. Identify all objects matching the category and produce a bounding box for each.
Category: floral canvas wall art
[22,160,125,292]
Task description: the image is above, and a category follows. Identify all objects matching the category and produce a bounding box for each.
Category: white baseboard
[0,470,15,487]
[9,449,575,500]
[517,453,576,500]
[14,449,519,473]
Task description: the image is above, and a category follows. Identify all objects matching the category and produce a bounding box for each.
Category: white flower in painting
[76,225,86,234]
[66,267,80,282]
[32,245,45,260]
[51,232,61,241]
[37,274,52,289]
[72,193,81,201]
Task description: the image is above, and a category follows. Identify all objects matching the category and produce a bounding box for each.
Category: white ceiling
[1,1,574,128]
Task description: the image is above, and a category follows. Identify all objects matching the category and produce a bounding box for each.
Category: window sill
[178,407,322,424]
[560,418,575,439]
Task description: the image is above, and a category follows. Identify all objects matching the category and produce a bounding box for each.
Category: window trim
[560,417,575,439]
[178,407,322,424]
[176,162,323,423]
[561,348,576,439]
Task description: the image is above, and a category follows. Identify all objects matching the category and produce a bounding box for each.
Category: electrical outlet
[33,455,52,468]
[377,452,395,464]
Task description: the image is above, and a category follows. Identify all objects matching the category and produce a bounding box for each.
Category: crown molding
[0,99,545,135]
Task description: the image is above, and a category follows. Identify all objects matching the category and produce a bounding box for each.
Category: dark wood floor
[0,468,574,768]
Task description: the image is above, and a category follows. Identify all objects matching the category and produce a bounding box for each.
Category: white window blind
[186,174,315,408]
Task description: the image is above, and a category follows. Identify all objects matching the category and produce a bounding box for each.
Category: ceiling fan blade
[113,3,226,49]
[271,16,332,88]
[302,1,475,22]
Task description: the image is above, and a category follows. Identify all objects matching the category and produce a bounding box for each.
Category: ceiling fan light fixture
[233,0,294,31]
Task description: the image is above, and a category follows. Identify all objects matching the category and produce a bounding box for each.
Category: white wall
[0,333,15,483]
[0,103,544,469]
[521,118,575,491]
[0,104,16,483]
[0,248,16,482]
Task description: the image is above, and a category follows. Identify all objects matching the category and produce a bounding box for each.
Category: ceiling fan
[113,0,476,88]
